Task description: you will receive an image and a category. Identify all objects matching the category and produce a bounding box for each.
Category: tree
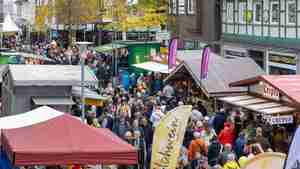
[104,0,168,32]
[45,0,105,43]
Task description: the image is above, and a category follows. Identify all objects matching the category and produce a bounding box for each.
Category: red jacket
[218,123,235,145]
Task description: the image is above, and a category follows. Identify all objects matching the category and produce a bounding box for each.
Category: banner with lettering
[151,105,192,169]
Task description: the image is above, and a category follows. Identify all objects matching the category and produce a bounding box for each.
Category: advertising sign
[151,106,192,169]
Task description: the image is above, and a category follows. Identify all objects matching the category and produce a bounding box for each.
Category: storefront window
[287,0,296,24]
[271,1,280,24]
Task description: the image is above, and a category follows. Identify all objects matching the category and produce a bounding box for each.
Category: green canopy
[94,43,128,53]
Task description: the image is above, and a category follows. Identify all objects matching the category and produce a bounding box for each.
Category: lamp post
[75,41,93,122]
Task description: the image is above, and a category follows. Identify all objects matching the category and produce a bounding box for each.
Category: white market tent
[0,106,63,131]
[1,14,20,33]
[132,61,171,74]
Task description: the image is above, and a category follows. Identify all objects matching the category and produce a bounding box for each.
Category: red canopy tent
[1,114,137,166]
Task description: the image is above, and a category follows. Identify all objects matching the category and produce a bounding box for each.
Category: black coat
[213,112,227,135]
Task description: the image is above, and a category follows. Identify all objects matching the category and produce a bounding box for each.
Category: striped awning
[219,95,297,115]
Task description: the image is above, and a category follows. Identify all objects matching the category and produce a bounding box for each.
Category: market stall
[164,50,265,111]
[219,75,300,126]
[1,114,137,167]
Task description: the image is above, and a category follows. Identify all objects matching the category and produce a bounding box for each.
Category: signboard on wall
[263,82,280,101]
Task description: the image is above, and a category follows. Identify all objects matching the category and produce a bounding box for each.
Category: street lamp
[75,41,93,122]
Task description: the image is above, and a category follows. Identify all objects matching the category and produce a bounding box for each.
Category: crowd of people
[10,40,294,169]
[72,69,294,169]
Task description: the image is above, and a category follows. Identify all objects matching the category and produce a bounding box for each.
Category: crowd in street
[10,40,294,169]
[75,71,293,169]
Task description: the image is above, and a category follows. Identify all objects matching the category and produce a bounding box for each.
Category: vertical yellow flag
[151,105,193,169]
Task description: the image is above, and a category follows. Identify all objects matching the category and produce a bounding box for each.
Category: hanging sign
[266,115,294,125]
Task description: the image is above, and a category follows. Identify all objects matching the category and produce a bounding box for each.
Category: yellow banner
[151,105,192,169]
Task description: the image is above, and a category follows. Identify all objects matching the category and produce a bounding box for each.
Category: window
[178,0,185,14]
[239,0,247,23]
[254,2,262,22]
[271,1,280,23]
[226,0,234,22]
[287,0,296,24]
[187,0,194,14]
[169,0,177,14]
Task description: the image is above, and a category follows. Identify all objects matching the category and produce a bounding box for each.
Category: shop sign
[250,82,280,101]
[263,83,280,101]
[266,115,293,125]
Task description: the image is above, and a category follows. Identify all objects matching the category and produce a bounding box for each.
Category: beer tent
[1,114,137,166]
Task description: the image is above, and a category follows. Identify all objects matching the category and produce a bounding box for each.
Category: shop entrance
[248,50,265,70]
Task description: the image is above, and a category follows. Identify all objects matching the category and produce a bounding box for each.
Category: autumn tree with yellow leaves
[104,0,168,31]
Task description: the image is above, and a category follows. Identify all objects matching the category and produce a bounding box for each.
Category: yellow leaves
[35,5,50,31]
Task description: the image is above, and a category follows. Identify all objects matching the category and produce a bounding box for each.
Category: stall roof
[1,14,20,33]
[219,94,296,115]
[0,106,63,131]
[132,61,170,74]
[94,43,127,53]
[8,65,98,86]
[165,50,265,97]
[2,114,137,166]
[230,75,300,106]
[32,97,75,106]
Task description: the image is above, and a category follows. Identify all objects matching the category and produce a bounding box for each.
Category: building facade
[221,0,300,75]
[168,0,222,51]
[0,0,3,23]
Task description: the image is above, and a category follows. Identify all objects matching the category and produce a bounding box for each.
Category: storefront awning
[72,87,109,100]
[94,43,127,53]
[132,61,170,74]
[219,95,296,115]
[32,97,75,106]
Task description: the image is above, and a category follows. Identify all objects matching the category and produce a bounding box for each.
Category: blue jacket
[234,136,246,159]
